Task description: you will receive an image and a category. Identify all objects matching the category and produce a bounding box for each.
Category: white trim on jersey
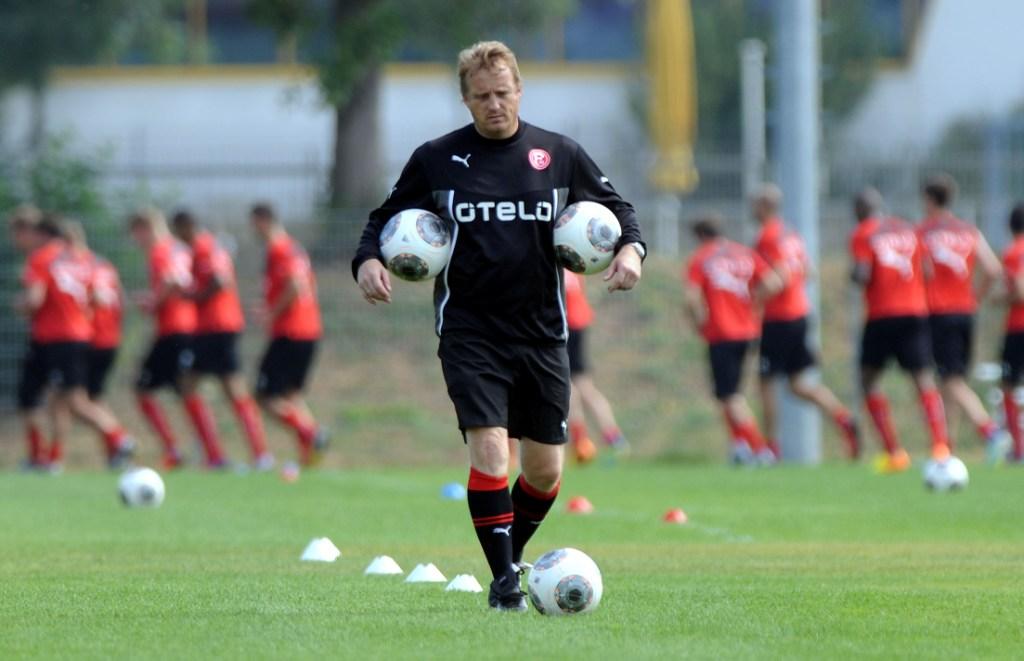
[436,189,457,336]
[552,187,568,340]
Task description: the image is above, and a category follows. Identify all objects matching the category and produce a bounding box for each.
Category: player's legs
[787,372,860,459]
[710,340,768,464]
[17,343,49,468]
[895,316,951,458]
[575,375,628,451]
[860,319,909,470]
[220,372,270,465]
[256,338,324,464]
[511,438,563,564]
[135,337,184,467]
[48,392,72,469]
[177,337,227,468]
[65,386,133,465]
[1001,332,1024,462]
[465,425,517,595]
[757,376,779,455]
[566,330,596,463]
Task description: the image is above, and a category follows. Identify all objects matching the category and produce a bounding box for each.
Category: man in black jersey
[353,41,644,611]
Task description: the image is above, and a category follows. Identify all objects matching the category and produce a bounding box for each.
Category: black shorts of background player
[352,41,644,611]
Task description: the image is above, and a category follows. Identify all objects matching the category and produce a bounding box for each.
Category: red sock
[48,438,63,464]
[102,427,126,454]
[184,395,225,464]
[919,388,950,452]
[137,394,178,453]
[232,396,268,459]
[26,422,44,464]
[511,475,559,562]
[724,411,765,452]
[569,420,588,445]
[1004,391,1023,459]
[977,420,998,443]
[765,438,781,458]
[278,406,315,444]
[600,427,624,446]
[865,393,901,455]
[467,467,514,578]
[832,408,860,456]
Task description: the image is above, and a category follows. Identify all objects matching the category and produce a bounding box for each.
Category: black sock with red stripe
[467,467,514,579]
[511,475,560,564]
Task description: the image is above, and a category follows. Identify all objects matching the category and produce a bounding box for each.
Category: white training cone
[364,555,404,576]
[300,537,341,562]
[404,563,447,583]
[445,574,484,593]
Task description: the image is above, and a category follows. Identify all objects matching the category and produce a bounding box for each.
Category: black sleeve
[567,144,645,257]
[351,149,436,280]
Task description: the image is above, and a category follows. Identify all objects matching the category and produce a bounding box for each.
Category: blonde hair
[60,218,88,248]
[457,40,521,97]
[7,203,42,230]
[128,206,168,233]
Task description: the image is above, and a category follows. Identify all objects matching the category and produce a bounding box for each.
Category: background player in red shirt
[684,214,782,465]
[917,174,1006,461]
[249,203,327,465]
[10,211,133,469]
[130,208,227,469]
[998,203,1024,462]
[849,188,951,473]
[61,220,128,451]
[751,185,860,459]
[171,211,271,469]
[563,269,629,464]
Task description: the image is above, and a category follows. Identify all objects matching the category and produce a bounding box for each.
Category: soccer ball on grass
[922,456,969,492]
[119,467,166,508]
[379,209,451,281]
[553,201,621,275]
[528,547,603,615]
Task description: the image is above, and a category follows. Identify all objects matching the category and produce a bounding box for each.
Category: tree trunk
[330,66,382,209]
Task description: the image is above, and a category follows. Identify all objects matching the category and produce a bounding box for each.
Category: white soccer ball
[379,208,451,281]
[118,467,166,508]
[554,201,621,275]
[527,547,603,616]
[923,456,969,492]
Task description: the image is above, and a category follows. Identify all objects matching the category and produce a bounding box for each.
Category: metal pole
[740,39,766,204]
[773,0,822,464]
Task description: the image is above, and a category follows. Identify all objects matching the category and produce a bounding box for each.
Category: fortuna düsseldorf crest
[528,148,551,171]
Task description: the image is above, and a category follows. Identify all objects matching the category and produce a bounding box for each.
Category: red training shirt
[149,236,197,337]
[849,217,928,320]
[265,234,321,340]
[1003,236,1024,333]
[754,217,811,322]
[918,214,979,315]
[686,238,771,343]
[90,254,122,349]
[22,240,94,343]
[564,270,594,331]
[190,231,245,334]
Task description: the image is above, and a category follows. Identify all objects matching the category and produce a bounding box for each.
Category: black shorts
[86,347,118,399]
[1001,332,1024,385]
[136,334,193,392]
[17,341,90,409]
[438,333,569,444]
[860,316,932,372]
[928,314,973,378]
[567,329,588,375]
[759,317,817,377]
[708,340,753,400]
[256,337,318,397]
[192,332,241,376]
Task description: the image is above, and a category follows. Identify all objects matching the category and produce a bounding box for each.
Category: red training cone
[662,508,688,524]
[566,496,594,514]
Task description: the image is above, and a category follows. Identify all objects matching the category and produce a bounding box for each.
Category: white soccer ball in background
[379,209,451,281]
[528,547,603,616]
[119,467,166,508]
[923,456,969,492]
[554,201,621,275]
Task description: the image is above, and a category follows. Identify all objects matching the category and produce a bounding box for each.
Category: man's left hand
[603,245,643,292]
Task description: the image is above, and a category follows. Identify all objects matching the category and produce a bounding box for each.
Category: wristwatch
[626,241,646,260]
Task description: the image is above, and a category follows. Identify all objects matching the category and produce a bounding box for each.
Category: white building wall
[841,0,1024,157]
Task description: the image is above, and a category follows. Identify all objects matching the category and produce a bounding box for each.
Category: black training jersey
[352,121,643,344]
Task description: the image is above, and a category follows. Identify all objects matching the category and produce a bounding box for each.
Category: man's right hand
[357,259,392,305]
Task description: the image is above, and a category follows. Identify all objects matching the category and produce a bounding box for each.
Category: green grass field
[2,461,1022,659]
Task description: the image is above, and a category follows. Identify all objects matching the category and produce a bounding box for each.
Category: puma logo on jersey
[492,525,511,537]
[453,200,554,223]
[451,153,472,168]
